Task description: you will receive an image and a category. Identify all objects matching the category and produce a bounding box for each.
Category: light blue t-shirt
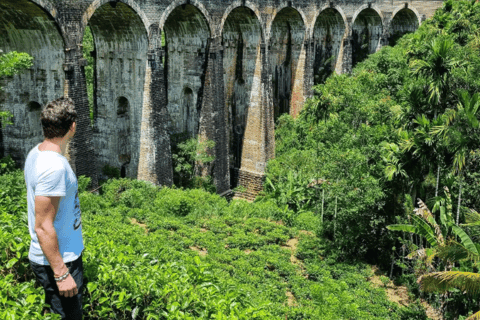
[24,144,84,265]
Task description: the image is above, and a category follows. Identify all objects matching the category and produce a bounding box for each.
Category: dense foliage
[263,0,480,258]
[261,0,480,318]
[1,161,425,319]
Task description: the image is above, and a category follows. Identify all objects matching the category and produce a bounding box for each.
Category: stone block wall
[0,0,444,198]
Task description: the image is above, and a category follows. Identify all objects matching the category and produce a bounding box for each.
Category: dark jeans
[30,255,84,320]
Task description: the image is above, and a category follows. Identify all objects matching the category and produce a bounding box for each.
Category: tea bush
[1,169,428,319]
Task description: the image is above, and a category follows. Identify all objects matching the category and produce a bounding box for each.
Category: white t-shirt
[24,144,84,265]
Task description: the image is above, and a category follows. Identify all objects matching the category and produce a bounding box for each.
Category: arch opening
[25,101,43,142]
[86,1,148,179]
[313,8,346,85]
[0,0,64,166]
[390,8,419,46]
[164,4,210,140]
[116,96,131,177]
[352,8,383,68]
[270,7,306,121]
[222,6,262,187]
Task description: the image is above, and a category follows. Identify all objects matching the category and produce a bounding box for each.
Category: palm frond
[418,271,480,294]
[410,214,439,247]
[467,310,480,320]
[415,199,444,245]
[464,209,480,226]
[387,224,416,233]
[451,225,479,257]
[437,241,480,262]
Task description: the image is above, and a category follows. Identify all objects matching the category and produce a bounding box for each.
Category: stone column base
[233,169,265,201]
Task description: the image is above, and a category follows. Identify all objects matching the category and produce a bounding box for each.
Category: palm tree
[410,37,462,119]
[418,209,480,320]
[431,90,480,225]
[387,187,478,274]
[409,36,464,197]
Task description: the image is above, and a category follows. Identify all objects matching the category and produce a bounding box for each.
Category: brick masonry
[0,0,444,197]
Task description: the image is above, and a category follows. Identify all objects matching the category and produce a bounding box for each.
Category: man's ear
[70,122,76,135]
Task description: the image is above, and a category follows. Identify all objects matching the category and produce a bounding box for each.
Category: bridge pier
[64,43,99,188]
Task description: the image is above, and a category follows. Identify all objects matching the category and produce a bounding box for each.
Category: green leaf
[387,224,416,233]
[6,258,18,269]
[410,215,438,247]
[451,225,479,258]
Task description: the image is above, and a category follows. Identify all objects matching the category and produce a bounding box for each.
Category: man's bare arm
[35,195,78,297]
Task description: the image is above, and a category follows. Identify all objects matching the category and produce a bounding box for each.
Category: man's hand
[35,195,78,297]
[57,274,78,298]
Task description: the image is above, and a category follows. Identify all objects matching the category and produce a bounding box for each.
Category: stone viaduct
[0,0,442,198]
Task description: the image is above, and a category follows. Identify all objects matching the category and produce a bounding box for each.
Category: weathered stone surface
[0,0,444,197]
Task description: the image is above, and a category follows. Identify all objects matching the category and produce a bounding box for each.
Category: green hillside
[260,0,480,318]
[1,165,425,319]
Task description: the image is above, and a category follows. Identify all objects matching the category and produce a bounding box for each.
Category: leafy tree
[171,136,215,190]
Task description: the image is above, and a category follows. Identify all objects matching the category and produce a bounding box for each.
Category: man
[24,97,84,319]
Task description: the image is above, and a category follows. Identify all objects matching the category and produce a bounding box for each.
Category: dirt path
[369,266,442,320]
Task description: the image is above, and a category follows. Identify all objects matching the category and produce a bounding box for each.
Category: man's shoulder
[28,152,67,178]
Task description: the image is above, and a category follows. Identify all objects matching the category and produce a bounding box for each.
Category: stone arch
[220,1,264,41]
[351,4,385,30]
[267,4,308,38]
[269,6,307,119]
[222,6,263,183]
[163,4,210,139]
[85,1,148,179]
[313,7,347,83]
[309,3,350,36]
[391,5,422,26]
[28,0,59,19]
[389,6,420,46]
[159,0,212,35]
[351,6,384,68]
[82,0,150,38]
[0,0,65,165]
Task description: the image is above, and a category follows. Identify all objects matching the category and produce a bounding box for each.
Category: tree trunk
[435,165,440,198]
[321,189,325,223]
[456,177,463,226]
[334,195,337,240]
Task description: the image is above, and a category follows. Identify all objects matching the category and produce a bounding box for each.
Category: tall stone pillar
[341,34,353,74]
[236,41,275,200]
[138,29,173,186]
[261,42,275,164]
[303,38,315,99]
[197,37,230,194]
[290,39,309,118]
[64,43,99,188]
[380,15,392,48]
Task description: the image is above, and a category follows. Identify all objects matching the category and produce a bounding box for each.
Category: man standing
[24,97,84,319]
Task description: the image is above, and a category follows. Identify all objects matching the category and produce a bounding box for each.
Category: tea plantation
[0,166,426,319]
